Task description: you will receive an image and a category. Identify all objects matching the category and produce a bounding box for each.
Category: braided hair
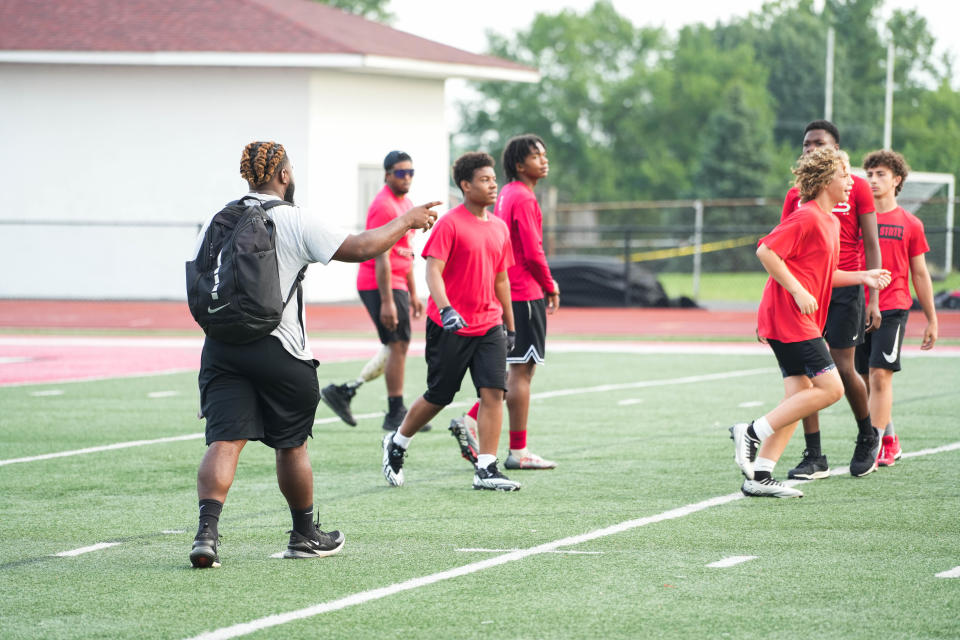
[240,141,287,187]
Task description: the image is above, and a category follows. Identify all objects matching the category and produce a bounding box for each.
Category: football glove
[505,326,516,352]
[439,306,467,331]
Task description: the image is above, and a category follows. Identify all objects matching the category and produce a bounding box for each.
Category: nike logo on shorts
[882,324,901,363]
[207,303,231,314]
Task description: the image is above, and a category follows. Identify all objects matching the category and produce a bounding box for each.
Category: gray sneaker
[473,461,521,491]
[382,432,406,487]
[729,423,759,480]
[449,416,479,465]
[741,477,803,498]
[787,449,830,480]
[283,521,344,559]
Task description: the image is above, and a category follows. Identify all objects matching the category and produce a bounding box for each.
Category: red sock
[467,402,479,421]
[509,430,527,451]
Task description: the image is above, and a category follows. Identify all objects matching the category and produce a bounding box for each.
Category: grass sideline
[1,349,958,639]
[658,270,960,303]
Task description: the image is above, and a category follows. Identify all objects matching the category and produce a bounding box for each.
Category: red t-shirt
[495,181,555,301]
[781,174,875,271]
[758,201,841,343]
[868,206,930,311]
[356,185,415,291]
[422,205,514,336]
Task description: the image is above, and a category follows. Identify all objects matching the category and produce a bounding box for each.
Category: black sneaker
[189,522,221,568]
[382,432,406,487]
[382,406,431,432]
[283,520,345,559]
[473,461,521,491]
[321,383,357,427]
[850,432,881,477]
[787,449,831,480]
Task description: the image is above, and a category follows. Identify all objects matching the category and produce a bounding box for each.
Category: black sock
[754,470,771,481]
[856,415,874,438]
[198,499,223,535]
[804,431,822,457]
[388,396,404,414]
[291,505,315,537]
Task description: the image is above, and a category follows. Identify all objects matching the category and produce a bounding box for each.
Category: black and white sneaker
[283,520,345,559]
[448,416,479,465]
[189,522,221,568]
[729,423,759,480]
[473,461,521,491]
[382,406,431,432]
[321,383,357,427]
[382,432,406,487]
[787,449,830,480]
[741,477,803,498]
[850,432,881,477]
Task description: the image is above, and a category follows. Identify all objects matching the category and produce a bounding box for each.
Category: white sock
[509,447,528,458]
[754,457,776,474]
[752,416,775,441]
[476,454,496,470]
[392,432,412,449]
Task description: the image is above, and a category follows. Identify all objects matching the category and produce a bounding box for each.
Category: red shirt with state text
[758,201,841,343]
[495,181,555,301]
[422,205,514,336]
[356,184,415,291]
[781,174,875,271]
[868,206,930,311]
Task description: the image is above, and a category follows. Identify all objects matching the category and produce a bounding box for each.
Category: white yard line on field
[2,367,775,467]
[54,542,121,557]
[936,566,960,578]
[706,555,758,568]
[185,439,960,640]
[456,548,603,555]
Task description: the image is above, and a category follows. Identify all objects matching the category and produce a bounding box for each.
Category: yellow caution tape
[628,235,758,262]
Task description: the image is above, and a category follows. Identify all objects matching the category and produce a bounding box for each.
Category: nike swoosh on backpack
[882,324,901,363]
[208,303,231,314]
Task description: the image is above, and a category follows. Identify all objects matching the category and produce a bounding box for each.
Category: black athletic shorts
[767,337,836,379]
[359,288,411,344]
[198,335,320,449]
[422,319,507,406]
[508,298,547,364]
[855,309,909,374]
[823,285,866,349]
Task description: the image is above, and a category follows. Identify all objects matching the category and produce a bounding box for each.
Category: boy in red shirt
[780,121,883,481]
[321,151,430,432]
[857,150,938,469]
[730,147,890,498]
[382,152,520,491]
[452,134,560,470]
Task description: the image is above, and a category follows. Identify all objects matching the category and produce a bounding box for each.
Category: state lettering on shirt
[878,223,904,241]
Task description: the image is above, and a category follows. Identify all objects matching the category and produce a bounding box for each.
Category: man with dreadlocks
[188,141,439,568]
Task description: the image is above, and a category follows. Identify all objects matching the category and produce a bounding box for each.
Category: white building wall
[0,63,449,303]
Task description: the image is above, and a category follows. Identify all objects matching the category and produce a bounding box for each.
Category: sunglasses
[391,169,415,179]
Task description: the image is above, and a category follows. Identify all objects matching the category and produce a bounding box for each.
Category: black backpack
[186,196,306,344]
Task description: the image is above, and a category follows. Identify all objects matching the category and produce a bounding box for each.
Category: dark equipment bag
[186,197,305,344]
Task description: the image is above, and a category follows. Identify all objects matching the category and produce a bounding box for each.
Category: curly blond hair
[240,141,287,187]
[792,146,846,202]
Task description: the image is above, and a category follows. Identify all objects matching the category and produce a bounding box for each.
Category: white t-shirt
[191,192,348,361]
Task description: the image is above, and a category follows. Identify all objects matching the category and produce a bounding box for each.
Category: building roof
[0,0,538,82]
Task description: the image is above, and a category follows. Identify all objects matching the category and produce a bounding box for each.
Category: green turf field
[1,349,958,639]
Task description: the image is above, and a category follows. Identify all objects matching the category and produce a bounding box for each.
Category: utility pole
[824,27,835,120]
[883,39,895,149]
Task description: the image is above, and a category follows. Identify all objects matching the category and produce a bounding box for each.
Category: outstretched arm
[333,202,440,263]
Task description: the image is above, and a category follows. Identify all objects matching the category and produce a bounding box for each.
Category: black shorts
[508,298,547,364]
[422,319,507,406]
[359,288,411,344]
[855,309,909,373]
[823,285,866,349]
[767,337,836,378]
[198,336,320,449]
